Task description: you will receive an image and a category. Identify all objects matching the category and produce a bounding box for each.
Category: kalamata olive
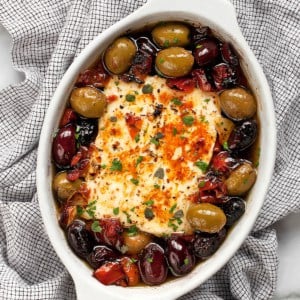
[52,124,76,167]
[151,22,191,48]
[193,228,226,258]
[136,36,158,55]
[77,117,98,146]
[138,243,168,285]
[104,37,137,75]
[220,43,239,66]
[215,116,235,145]
[212,63,238,90]
[166,237,195,276]
[221,197,246,226]
[228,120,257,152]
[67,219,94,259]
[87,245,119,269]
[70,87,107,118]
[220,87,257,121]
[194,38,219,66]
[187,203,226,233]
[122,230,152,255]
[225,162,257,196]
[52,171,82,201]
[155,47,194,78]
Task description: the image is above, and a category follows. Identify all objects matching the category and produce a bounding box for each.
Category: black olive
[221,197,246,226]
[77,117,98,146]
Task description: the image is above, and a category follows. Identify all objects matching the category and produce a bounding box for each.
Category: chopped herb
[169,203,177,213]
[134,90,139,95]
[76,206,84,216]
[144,207,154,220]
[172,128,178,136]
[182,115,194,126]
[100,164,107,169]
[173,37,179,44]
[150,137,160,146]
[174,209,184,219]
[86,200,97,218]
[136,156,143,166]
[125,94,136,102]
[204,98,210,103]
[130,206,136,212]
[155,132,164,139]
[113,207,119,215]
[163,40,170,47]
[159,58,165,64]
[142,84,153,94]
[223,141,229,150]
[154,183,160,189]
[130,257,138,263]
[168,219,178,231]
[198,181,206,188]
[154,167,164,179]
[255,161,260,168]
[127,225,138,237]
[114,81,119,86]
[176,218,183,225]
[134,133,140,143]
[110,158,122,171]
[130,178,139,185]
[146,257,153,263]
[243,178,249,185]
[123,211,132,223]
[184,258,189,265]
[194,160,208,172]
[196,44,203,49]
[110,116,117,122]
[200,115,208,124]
[144,199,154,206]
[91,220,102,233]
[171,98,182,106]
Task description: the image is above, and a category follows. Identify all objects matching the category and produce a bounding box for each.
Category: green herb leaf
[125,94,136,102]
[123,211,132,223]
[168,219,178,231]
[100,164,107,169]
[169,203,177,213]
[110,158,122,171]
[154,167,164,179]
[171,98,182,106]
[146,257,153,263]
[76,206,84,216]
[163,40,170,47]
[159,58,165,64]
[150,137,160,146]
[134,133,140,143]
[86,200,97,218]
[223,141,229,150]
[173,37,179,44]
[144,207,154,220]
[113,207,119,215]
[204,98,210,103]
[182,115,194,126]
[172,128,178,136]
[127,225,138,237]
[142,84,153,94]
[144,199,154,206]
[194,160,208,172]
[154,183,160,189]
[91,220,102,233]
[130,178,139,185]
[136,156,143,166]
[130,257,138,263]
[198,181,206,188]
[184,258,189,265]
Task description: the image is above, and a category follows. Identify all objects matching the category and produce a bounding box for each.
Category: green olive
[220,87,257,121]
[225,162,257,196]
[187,203,226,233]
[156,47,194,78]
[103,37,137,74]
[152,22,191,48]
[122,230,152,255]
[53,171,82,201]
[70,86,107,118]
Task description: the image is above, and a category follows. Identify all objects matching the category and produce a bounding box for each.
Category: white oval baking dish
[36,0,276,299]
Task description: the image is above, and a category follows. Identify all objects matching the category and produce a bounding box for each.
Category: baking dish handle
[141,0,242,37]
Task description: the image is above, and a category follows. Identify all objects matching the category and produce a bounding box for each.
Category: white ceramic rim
[36,0,276,299]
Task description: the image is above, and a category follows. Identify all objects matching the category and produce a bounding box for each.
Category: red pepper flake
[107,94,118,102]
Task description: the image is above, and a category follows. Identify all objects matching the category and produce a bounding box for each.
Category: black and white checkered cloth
[0,0,299,299]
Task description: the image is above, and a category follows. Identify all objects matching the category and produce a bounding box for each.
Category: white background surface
[0,24,299,299]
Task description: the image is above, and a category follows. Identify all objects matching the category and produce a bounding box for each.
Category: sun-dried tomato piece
[211,151,237,174]
[212,63,237,90]
[76,63,110,88]
[166,77,195,92]
[120,257,140,286]
[94,218,124,252]
[191,69,213,92]
[59,205,77,229]
[94,261,126,285]
[66,168,80,181]
[59,108,77,128]
[125,113,143,140]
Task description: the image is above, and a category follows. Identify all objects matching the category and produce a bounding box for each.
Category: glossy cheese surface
[84,76,221,236]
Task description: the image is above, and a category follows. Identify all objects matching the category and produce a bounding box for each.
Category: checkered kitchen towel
[0,0,299,299]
